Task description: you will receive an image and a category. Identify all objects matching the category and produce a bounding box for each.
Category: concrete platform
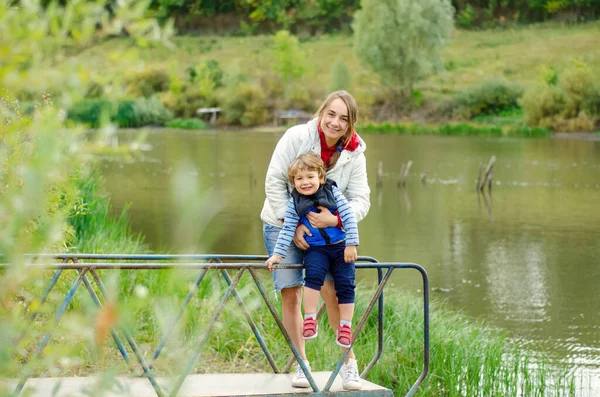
[3,372,393,396]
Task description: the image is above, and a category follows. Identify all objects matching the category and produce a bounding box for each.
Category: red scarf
[318,124,360,164]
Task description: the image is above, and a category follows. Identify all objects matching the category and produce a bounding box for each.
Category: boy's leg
[329,244,356,347]
[302,247,329,339]
[329,245,361,390]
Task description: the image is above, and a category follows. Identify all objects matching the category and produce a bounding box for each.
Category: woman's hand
[293,224,312,250]
[306,206,338,228]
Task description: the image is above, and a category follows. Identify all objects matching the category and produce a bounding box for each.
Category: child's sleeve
[272,198,301,257]
[333,185,359,246]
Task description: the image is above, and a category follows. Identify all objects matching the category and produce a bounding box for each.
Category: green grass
[69,21,600,101]
[10,272,579,396]
[360,121,551,137]
[166,117,208,129]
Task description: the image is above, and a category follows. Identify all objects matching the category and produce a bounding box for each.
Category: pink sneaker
[302,318,318,339]
[336,324,353,348]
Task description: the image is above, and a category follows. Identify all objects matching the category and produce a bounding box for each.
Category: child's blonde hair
[288,153,326,185]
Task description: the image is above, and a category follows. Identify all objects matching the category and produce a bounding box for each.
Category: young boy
[266,153,359,349]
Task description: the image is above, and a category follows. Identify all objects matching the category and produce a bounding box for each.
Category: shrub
[221,83,270,126]
[68,97,172,128]
[452,79,524,119]
[85,80,105,99]
[166,118,207,130]
[522,63,600,131]
[329,57,351,92]
[163,83,216,118]
[118,97,173,128]
[521,86,566,127]
[271,30,308,83]
[124,68,171,97]
[456,4,476,29]
[67,99,115,127]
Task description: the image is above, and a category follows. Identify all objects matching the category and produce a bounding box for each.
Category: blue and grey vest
[291,179,346,246]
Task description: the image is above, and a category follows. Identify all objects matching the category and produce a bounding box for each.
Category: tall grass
[67,169,147,254]
[15,263,579,396]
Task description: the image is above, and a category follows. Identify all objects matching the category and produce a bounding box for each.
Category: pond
[100,128,600,395]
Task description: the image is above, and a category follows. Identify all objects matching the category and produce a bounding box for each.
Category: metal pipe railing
[3,254,429,397]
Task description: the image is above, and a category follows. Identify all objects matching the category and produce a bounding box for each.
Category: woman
[261,90,370,390]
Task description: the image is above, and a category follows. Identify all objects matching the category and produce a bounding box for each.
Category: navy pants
[304,243,356,304]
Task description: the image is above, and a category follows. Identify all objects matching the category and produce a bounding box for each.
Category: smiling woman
[261,90,370,389]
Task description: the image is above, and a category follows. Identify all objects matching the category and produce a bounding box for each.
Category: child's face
[293,169,324,196]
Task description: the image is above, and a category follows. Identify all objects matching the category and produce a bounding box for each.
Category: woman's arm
[264,126,305,221]
[344,153,371,223]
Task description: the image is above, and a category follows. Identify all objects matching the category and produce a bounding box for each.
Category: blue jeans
[263,223,333,292]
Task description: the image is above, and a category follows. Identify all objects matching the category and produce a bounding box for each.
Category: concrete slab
[6,372,393,397]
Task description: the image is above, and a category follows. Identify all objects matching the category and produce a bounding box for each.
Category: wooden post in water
[376,161,383,187]
[478,156,496,193]
[397,161,413,187]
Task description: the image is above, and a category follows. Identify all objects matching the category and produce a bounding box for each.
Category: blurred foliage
[220,82,270,126]
[329,57,351,93]
[270,30,309,84]
[0,0,171,384]
[125,67,171,97]
[353,0,455,103]
[67,97,173,127]
[166,117,208,129]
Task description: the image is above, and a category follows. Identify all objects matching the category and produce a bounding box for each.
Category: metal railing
[3,254,429,396]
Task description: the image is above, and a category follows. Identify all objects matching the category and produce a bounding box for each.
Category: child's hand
[344,246,357,263]
[266,254,282,271]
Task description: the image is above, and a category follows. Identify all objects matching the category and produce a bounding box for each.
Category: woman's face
[320,98,349,147]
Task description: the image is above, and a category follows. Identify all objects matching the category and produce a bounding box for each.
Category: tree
[353,0,454,103]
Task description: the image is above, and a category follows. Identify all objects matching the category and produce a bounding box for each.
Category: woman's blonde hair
[288,153,326,185]
[313,90,359,170]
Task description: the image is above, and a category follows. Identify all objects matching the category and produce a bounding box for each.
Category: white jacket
[261,118,371,227]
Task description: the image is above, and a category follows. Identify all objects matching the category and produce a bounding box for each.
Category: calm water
[100,129,600,393]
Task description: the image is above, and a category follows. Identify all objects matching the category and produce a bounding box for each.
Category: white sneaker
[292,360,311,388]
[341,358,362,390]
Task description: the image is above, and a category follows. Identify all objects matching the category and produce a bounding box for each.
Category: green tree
[353,0,454,103]
[270,30,308,83]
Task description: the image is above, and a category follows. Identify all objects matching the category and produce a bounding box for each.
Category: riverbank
[58,21,600,133]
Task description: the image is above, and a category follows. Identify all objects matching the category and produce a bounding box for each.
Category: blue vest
[291,179,346,246]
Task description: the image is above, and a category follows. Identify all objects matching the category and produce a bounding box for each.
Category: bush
[67,99,115,128]
[521,63,600,132]
[221,83,270,126]
[452,79,524,119]
[329,57,351,92]
[68,97,173,128]
[456,4,476,29]
[161,82,218,118]
[124,68,171,97]
[116,97,173,128]
[166,118,207,130]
